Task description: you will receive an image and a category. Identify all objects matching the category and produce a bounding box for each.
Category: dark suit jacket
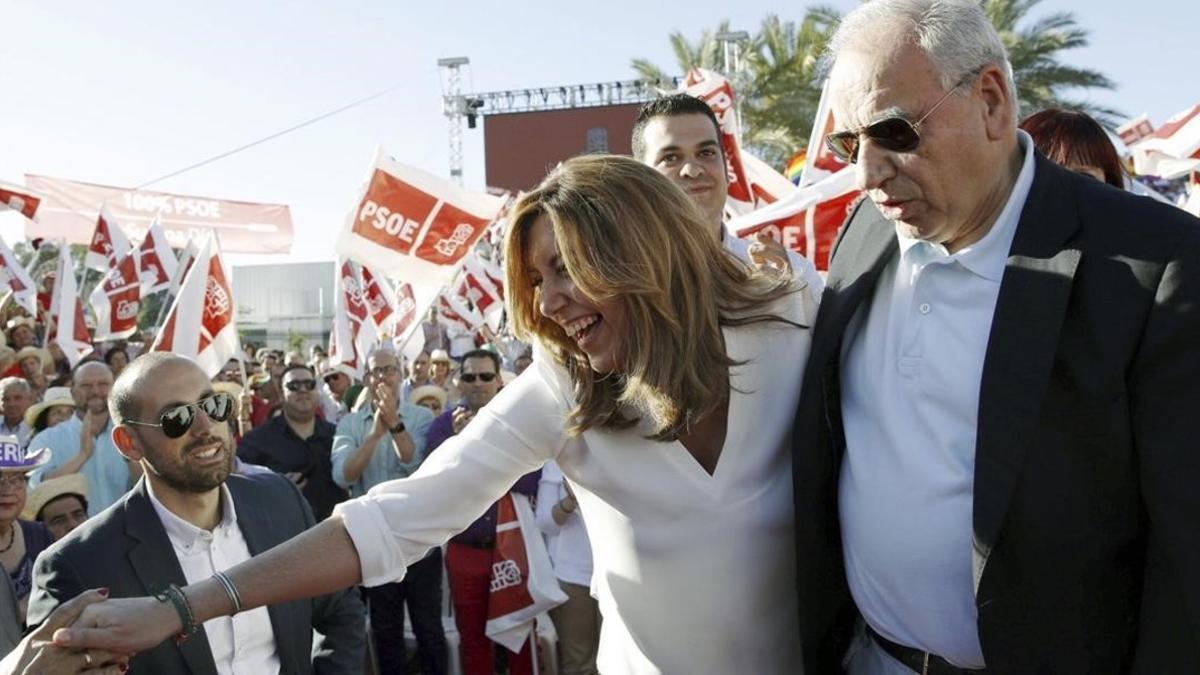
[27,473,366,675]
[792,155,1200,673]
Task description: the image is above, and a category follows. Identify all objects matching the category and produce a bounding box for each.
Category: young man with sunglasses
[425,348,541,675]
[792,1,1200,673]
[330,348,446,675]
[237,365,348,522]
[27,353,366,674]
[27,362,133,516]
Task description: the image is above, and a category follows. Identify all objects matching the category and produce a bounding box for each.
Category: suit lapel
[228,477,299,672]
[808,200,898,464]
[972,157,1082,588]
[124,480,219,675]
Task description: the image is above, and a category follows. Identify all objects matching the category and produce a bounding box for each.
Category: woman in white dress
[53,155,819,674]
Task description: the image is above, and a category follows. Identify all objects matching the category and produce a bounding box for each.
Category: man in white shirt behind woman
[536,460,598,675]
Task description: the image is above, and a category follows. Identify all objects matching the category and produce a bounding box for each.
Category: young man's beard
[145,437,234,494]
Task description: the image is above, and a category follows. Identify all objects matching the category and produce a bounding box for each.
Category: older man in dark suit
[792,1,1200,673]
[27,353,365,674]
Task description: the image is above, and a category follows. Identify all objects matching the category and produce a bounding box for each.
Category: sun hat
[23,386,75,428]
[15,346,51,371]
[429,349,451,364]
[21,473,88,521]
[409,385,448,410]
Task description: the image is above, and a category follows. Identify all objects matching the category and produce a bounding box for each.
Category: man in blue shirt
[332,348,443,675]
[29,362,134,515]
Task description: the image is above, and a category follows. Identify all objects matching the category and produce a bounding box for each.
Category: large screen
[483,103,642,192]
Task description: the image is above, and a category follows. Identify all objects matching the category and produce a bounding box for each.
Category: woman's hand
[1,589,132,675]
[51,595,180,657]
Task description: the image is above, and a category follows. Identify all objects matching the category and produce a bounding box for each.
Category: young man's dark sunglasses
[284,380,318,392]
[124,392,237,439]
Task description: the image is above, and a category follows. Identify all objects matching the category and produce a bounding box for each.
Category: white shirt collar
[897,129,1037,282]
[147,480,239,550]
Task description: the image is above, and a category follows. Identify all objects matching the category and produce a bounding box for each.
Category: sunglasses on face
[460,372,497,384]
[125,392,236,439]
[285,379,317,392]
[824,74,973,164]
[369,365,399,377]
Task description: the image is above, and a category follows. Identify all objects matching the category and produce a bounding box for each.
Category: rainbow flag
[785,150,807,184]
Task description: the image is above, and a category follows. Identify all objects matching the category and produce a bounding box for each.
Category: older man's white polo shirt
[838,131,1036,668]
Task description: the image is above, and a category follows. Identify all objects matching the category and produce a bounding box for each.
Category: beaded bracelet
[153,584,199,644]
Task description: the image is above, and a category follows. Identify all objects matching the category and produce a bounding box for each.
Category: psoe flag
[88,250,141,341]
[150,233,239,378]
[0,183,41,220]
[335,147,507,286]
[47,241,93,367]
[85,207,132,272]
[1130,103,1200,179]
[0,237,39,315]
[138,215,179,294]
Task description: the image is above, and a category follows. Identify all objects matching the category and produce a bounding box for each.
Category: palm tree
[740,10,840,167]
[985,0,1121,126]
[631,20,734,88]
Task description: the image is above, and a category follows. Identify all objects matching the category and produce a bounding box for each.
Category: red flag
[150,234,239,377]
[327,260,375,378]
[89,250,141,341]
[360,266,396,332]
[85,207,132,271]
[47,242,93,367]
[0,184,40,220]
[137,215,179,293]
[0,238,38,315]
[485,493,568,652]
[1130,103,1200,179]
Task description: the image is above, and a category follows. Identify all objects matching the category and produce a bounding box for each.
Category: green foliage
[286,329,306,353]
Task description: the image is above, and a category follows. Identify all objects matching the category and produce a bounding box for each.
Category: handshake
[1,588,162,675]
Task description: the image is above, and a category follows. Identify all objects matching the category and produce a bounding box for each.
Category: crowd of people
[0,1,1196,673]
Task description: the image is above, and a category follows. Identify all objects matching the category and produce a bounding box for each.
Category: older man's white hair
[827,0,1019,118]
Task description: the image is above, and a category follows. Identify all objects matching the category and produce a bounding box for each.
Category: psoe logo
[433,223,476,258]
[115,299,140,321]
[205,278,231,319]
[489,559,522,592]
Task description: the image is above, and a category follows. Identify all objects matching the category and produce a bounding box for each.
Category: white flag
[149,233,239,378]
[47,242,93,367]
[137,215,179,294]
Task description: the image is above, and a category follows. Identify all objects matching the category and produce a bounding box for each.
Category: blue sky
[1,0,1195,264]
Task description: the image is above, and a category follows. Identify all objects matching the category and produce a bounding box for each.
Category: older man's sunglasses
[125,392,236,439]
[824,75,972,164]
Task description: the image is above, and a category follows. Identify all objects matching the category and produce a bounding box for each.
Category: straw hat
[409,385,448,410]
[21,473,88,521]
[429,349,451,364]
[0,437,51,472]
[15,346,51,371]
[24,386,76,428]
[212,381,244,400]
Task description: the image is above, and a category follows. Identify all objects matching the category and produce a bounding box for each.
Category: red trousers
[446,542,534,675]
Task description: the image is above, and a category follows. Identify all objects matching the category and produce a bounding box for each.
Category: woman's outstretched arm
[53,518,361,654]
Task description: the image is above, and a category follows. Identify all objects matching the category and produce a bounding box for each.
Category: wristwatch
[388,420,406,435]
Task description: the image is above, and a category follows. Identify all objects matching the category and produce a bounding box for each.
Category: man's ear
[111,425,143,462]
[978,63,1014,142]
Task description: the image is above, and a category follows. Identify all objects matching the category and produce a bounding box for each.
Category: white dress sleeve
[335,358,571,586]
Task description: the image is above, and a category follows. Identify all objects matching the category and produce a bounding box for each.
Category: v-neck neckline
[664,324,743,483]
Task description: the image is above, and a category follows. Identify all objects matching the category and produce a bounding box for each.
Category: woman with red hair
[1020,109,1125,188]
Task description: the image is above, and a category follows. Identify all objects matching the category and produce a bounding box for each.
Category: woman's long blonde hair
[505,155,798,441]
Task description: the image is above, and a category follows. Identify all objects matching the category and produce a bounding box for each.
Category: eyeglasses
[369,365,399,377]
[824,74,975,164]
[459,372,497,384]
[125,392,236,439]
[284,380,317,392]
[0,474,29,490]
